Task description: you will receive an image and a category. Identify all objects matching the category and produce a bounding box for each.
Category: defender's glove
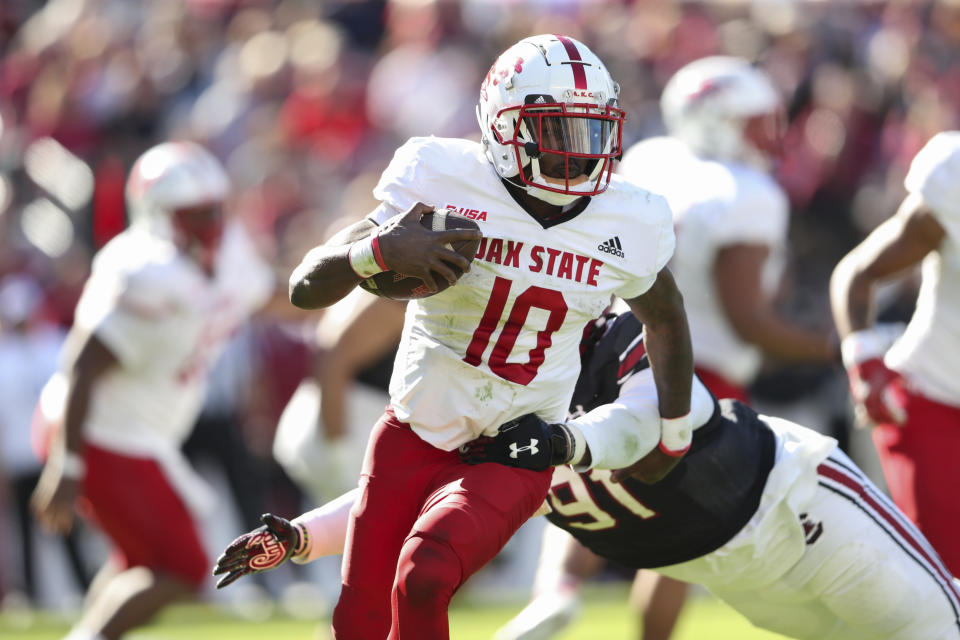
[459,414,576,471]
[847,358,906,427]
[840,326,907,428]
[212,513,307,588]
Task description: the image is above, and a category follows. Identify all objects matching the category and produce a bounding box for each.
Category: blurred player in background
[831,131,960,577]
[621,56,838,405]
[570,55,840,640]
[216,311,960,640]
[29,142,275,640]
[271,34,694,639]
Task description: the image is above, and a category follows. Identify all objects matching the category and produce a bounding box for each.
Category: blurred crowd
[2,0,960,612]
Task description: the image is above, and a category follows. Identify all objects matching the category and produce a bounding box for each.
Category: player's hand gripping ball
[212,513,304,588]
[359,207,482,300]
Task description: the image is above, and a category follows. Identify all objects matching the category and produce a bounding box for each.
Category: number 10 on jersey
[463,276,568,385]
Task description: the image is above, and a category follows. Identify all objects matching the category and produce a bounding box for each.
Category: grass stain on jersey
[475,382,494,403]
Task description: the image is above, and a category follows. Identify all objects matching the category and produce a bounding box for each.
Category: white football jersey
[67,221,274,455]
[618,137,788,385]
[886,132,960,407]
[370,136,675,450]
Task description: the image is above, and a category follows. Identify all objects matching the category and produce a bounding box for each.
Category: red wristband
[658,440,690,458]
[371,233,389,271]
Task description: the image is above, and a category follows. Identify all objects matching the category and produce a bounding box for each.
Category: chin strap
[524,182,583,206]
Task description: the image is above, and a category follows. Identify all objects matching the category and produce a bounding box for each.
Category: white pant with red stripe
[657,416,960,640]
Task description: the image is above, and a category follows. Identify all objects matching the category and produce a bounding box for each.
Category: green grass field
[0,585,789,639]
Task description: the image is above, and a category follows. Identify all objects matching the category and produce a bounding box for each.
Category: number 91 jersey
[370,136,675,451]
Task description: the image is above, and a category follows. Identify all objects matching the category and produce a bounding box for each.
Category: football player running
[613,56,840,640]
[216,312,960,640]
[278,34,694,639]
[831,131,960,578]
[29,142,275,640]
[620,56,837,407]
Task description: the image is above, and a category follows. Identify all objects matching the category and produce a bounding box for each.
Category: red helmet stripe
[553,34,587,90]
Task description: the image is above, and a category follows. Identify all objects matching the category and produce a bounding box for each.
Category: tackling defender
[613,55,840,640]
[217,311,960,640]
[276,34,694,639]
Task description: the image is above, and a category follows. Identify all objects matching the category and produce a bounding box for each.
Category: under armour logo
[509,439,539,458]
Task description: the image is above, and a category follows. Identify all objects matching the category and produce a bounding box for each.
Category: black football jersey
[545,313,776,568]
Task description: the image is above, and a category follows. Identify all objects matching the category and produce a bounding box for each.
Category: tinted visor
[523,111,619,155]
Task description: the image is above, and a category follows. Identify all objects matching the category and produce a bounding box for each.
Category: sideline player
[29,142,275,640]
[831,131,960,577]
[280,34,694,639]
[613,56,839,639]
[216,312,960,640]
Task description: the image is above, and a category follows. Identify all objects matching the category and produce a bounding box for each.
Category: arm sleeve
[905,131,960,243]
[291,488,360,563]
[571,370,714,470]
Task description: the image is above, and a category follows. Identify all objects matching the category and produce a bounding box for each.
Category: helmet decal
[481,56,525,103]
[684,77,733,110]
[553,34,587,90]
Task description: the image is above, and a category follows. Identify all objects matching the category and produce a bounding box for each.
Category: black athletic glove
[212,513,305,589]
[459,414,575,471]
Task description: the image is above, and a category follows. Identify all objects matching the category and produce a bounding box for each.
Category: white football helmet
[125,141,230,254]
[660,56,782,163]
[477,34,624,206]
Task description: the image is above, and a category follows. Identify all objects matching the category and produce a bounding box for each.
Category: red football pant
[695,366,750,403]
[79,444,208,587]
[332,408,553,640]
[872,377,960,576]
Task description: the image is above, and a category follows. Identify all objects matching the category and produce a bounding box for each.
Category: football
[359,209,482,300]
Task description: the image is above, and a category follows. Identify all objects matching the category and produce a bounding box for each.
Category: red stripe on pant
[818,459,960,612]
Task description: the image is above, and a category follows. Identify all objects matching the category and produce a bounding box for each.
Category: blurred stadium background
[1,0,956,637]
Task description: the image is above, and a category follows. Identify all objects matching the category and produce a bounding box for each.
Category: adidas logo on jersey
[598,236,625,258]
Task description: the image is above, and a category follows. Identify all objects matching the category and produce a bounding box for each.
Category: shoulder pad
[373,137,484,211]
[570,312,645,415]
